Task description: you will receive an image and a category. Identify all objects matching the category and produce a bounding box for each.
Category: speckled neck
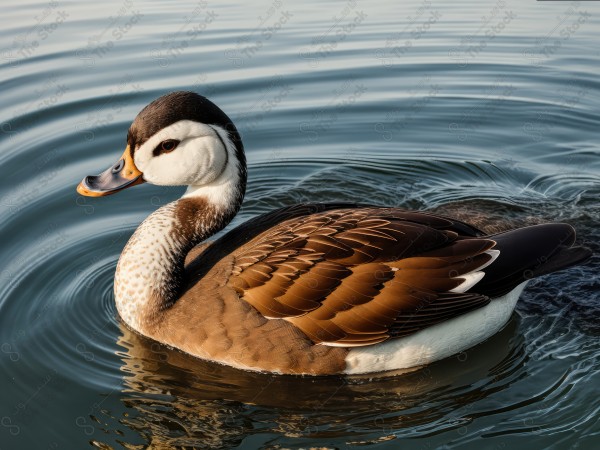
[114,154,245,332]
[114,197,228,331]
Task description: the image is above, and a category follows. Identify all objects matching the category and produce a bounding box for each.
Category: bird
[77,91,592,375]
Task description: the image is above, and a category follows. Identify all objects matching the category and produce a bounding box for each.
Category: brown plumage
[164,201,588,374]
[224,207,494,347]
[77,92,592,375]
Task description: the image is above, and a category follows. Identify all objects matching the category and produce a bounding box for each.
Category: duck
[77,91,592,375]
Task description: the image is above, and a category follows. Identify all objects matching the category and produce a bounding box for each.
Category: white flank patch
[343,282,527,374]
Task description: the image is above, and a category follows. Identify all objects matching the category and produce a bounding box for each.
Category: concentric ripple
[1,0,599,448]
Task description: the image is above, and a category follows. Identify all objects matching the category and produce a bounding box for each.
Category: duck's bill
[77,146,145,197]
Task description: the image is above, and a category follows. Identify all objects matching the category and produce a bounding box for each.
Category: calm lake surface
[1,0,599,448]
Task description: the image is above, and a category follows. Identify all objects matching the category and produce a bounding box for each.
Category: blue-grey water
[1,0,599,448]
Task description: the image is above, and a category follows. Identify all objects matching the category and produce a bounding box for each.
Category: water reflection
[2,0,599,446]
[112,316,524,447]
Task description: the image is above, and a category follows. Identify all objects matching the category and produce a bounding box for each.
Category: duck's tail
[473,223,592,298]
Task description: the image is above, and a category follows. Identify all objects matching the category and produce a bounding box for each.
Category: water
[1,0,599,448]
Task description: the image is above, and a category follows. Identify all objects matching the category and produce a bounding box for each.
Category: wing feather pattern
[228,208,495,347]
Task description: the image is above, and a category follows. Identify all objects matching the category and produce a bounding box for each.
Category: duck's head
[77,91,246,201]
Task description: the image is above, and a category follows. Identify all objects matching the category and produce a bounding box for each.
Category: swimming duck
[77,91,591,375]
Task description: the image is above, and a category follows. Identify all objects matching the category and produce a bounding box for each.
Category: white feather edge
[480,249,500,270]
[449,249,500,293]
[449,271,485,293]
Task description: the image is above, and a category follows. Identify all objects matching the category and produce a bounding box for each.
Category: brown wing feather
[227,207,495,347]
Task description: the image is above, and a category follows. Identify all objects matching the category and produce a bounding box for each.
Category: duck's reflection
[111,315,525,448]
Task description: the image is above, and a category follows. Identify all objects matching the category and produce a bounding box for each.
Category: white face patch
[134,120,228,186]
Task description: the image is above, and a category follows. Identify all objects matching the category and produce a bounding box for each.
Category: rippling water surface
[1,0,599,448]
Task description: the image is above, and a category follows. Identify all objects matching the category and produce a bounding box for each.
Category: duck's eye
[153,139,180,156]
